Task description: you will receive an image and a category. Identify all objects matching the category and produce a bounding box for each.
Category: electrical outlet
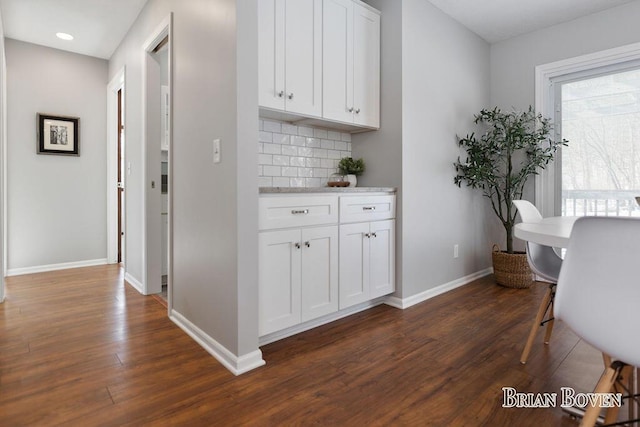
[213,138,221,163]
[453,244,459,258]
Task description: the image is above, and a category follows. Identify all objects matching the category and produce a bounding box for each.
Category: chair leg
[543,298,554,344]
[580,362,625,427]
[520,284,554,364]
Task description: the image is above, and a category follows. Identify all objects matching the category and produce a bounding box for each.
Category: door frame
[141,14,173,302]
[107,67,126,265]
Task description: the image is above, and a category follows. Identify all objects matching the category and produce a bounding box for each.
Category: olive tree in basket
[454,106,567,287]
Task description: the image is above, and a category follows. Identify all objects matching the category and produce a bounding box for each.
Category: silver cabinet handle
[348,107,354,113]
[277,90,284,98]
[304,241,310,248]
[371,232,377,238]
[294,242,301,249]
[355,108,361,114]
[291,209,309,215]
[362,206,376,211]
[364,233,371,238]
[288,93,294,100]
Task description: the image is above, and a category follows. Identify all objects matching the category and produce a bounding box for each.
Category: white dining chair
[555,216,640,426]
[513,200,563,364]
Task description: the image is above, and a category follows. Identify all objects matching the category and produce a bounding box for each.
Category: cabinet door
[322,0,354,124]
[259,0,286,110]
[339,222,370,309]
[301,226,338,321]
[285,0,322,117]
[259,229,301,335]
[353,4,380,128]
[369,220,395,298]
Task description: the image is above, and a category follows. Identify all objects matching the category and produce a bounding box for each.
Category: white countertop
[259,186,396,194]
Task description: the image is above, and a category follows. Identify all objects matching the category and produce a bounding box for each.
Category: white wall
[6,39,108,274]
[491,1,640,110]
[108,0,260,371]
[401,0,494,297]
[0,7,6,301]
[353,0,494,300]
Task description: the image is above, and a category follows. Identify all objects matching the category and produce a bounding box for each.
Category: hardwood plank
[1,266,609,426]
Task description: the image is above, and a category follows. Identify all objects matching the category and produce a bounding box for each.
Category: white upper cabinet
[259,0,322,117]
[323,0,380,129]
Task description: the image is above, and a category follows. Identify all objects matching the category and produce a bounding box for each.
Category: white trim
[384,268,493,310]
[1,43,6,301]
[6,259,108,277]
[124,272,144,294]
[170,309,266,375]
[107,67,125,265]
[534,41,640,216]
[259,298,387,346]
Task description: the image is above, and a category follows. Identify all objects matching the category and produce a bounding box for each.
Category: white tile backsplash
[258,118,352,188]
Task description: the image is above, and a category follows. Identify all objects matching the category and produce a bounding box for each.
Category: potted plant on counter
[339,157,366,187]
[454,106,567,288]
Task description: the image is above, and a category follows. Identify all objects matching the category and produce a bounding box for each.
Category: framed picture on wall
[36,113,80,156]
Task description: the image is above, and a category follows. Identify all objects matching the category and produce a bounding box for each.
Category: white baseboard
[124,272,144,294]
[170,309,265,376]
[6,258,108,277]
[385,268,493,309]
[259,297,387,346]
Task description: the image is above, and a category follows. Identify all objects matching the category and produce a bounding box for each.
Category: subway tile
[313,128,328,139]
[273,177,289,187]
[298,147,313,157]
[306,157,321,168]
[313,148,328,158]
[273,133,289,145]
[334,140,347,151]
[291,136,306,146]
[282,167,298,177]
[263,165,282,177]
[281,145,298,156]
[306,137,320,148]
[328,150,342,159]
[341,132,351,142]
[319,177,329,186]
[305,178,322,187]
[298,126,314,137]
[321,139,334,150]
[328,130,342,141]
[272,155,289,166]
[258,176,273,187]
[258,165,263,175]
[290,157,306,167]
[321,158,336,169]
[312,168,328,178]
[259,119,264,131]
[258,143,264,154]
[289,178,305,187]
[258,154,273,165]
[263,143,282,155]
[282,123,298,135]
[263,120,281,133]
[347,142,352,152]
[259,131,273,143]
[298,167,313,178]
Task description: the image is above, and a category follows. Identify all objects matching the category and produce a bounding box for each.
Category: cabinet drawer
[259,196,339,230]
[339,195,395,223]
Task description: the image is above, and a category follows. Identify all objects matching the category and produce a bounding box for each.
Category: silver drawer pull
[362,206,376,211]
[291,209,309,215]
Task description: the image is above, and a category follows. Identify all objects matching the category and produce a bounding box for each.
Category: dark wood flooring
[0,265,609,426]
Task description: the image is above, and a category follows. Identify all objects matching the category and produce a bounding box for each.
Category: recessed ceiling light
[56,32,74,41]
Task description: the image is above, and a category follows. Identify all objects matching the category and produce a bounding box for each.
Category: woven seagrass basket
[491,244,533,289]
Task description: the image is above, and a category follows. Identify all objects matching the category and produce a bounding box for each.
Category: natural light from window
[560,67,640,217]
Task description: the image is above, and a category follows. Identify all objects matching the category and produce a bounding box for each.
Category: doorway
[107,68,125,267]
[117,88,124,263]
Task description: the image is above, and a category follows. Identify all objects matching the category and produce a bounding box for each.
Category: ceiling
[427,0,640,43]
[0,0,637,59]
[0,0,148,59]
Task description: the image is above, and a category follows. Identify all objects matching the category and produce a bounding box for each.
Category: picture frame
[37,113,80,156]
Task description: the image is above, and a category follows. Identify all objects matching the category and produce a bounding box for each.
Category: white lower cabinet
[339,219,395,309]
[259,193,395,338]
[259,225,338,336]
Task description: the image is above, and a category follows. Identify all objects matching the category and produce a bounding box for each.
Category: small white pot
[346,174,357,187]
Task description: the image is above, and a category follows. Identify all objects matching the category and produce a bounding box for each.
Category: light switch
[213,138,221,164]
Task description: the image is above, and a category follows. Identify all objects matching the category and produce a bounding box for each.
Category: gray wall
[6,39,108,272]
[108,0,259,359]
[491,1,640,110]
[0,8,5,301]
[354,0,494,300]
